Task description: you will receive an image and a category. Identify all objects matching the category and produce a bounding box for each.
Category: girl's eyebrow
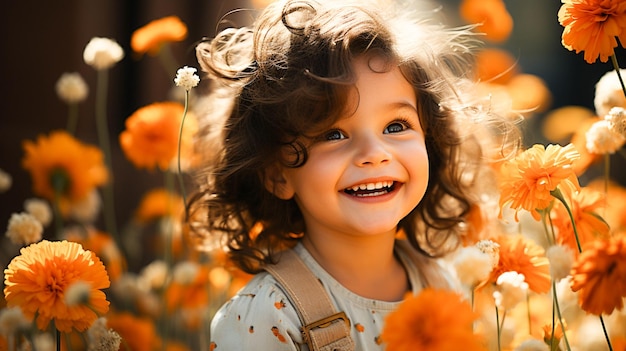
[390,101,418,112]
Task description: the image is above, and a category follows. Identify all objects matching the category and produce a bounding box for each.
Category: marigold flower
[131,16,187,56]
[381,288,485,351]
[488,235,551,294]
[474,48,518,85]
[64,227,125,282]
[83,37,124,70]
[552,187,610,252]
[55,72,89,104]
[498,143,581,221]
[21,131,108,215]
[3,240,110,332]
[165,263,210,312]
[107,312,160,351]
[558,0,626,64]
[570,234,626,315]
[460,0,513,42]
[5,212,43,245]
[119,102,198,171]
[174,66,200,90]
[134,187,184,223]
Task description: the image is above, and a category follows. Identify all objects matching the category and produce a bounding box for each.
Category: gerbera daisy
[21,130,108,215]
[558,0,626,64]
[131,16,188,56]
[119,102,198,171]
[381,288,485,351]
[498,143,580,221]
[3,240,110,332]
[487,235,551,294]
[551,187,610,253]
[570,234,626,315]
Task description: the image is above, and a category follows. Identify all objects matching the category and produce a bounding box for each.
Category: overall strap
[264,249,355,351]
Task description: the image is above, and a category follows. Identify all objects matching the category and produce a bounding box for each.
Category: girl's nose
[353,134,392,167]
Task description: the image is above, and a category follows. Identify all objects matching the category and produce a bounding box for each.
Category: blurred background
[1,0,624,253]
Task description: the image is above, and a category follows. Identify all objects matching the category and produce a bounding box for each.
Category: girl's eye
[323,129,346,141]
[384,120,409,134]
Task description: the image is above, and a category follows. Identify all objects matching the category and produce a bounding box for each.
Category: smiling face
[275,56,429,240]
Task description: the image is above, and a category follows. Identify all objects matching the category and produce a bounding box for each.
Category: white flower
[545,245,574,282]
[514,339,549,351]
[139,260,169,290]
[475,239,500,268]
[64,281,92,306]
[585,119,626,154]
[452,245,493,287]
[55,72,89,103]
[493,271,528,310]
[83,37,124,70]
[594,68,626,118]
[172,261,200,285]
[0,168,12,193]
[5,212,43,245]
[69,190,101,223]
[174,66,200,90]
[87,317,122,351]
[0,307,30,337]
[24,198,52,227]
[605,106,626,138]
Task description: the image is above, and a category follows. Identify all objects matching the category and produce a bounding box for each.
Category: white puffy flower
[0,168,12,193]
[64,281,92,306]
[83,37,124,70]
[585,119,626,154]
[452,245,493,287]
[514,338,549,351]
[493,271,528,310]
[174,66,200,90]
[475,239,500,268]
[605,106,626,138]
[545,245,575,282]
[594,68,626,118]
[55,72,89,103]
[0,307,31,337]
[26,333,55,351]
[139,260,169,290]
[172,261,200,285]
[87,317,122,351]
[68,190,101,223]
[24,198,52,227]
[5,212,43,245]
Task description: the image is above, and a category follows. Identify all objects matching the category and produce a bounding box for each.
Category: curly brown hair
[190,0,520,274]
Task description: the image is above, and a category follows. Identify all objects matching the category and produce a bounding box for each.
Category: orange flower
[22,130,108,214]
[165,265,210,312]
[460,0,513,42]
[134,187,184,223]
[107,312,161,351]
[381,288,485,351]
[131,16,188,56]
[570,234,626,315]
[3,240,110,332]
[552,187,610,253]
[474,48,518,85]
[65,228,126,281]
[559,0,626,63]
[119,102,198,171]
[488,235,551,293]
[498,143,580,221]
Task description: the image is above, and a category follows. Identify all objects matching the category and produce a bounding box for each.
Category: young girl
[191,0,519,349]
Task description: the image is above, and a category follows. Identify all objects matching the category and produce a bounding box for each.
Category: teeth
[350,181,393,192]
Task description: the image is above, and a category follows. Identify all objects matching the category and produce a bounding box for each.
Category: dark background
[1,0,623,261]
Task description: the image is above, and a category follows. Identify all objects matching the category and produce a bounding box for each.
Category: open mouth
[343,181,397,197]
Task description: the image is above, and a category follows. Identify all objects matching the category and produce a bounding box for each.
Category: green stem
[177,90,190,219]
[552,280,572,351]
[95,68,118,240]
[526,292,531,335]
[66,103,79,136]
[496,306,502,351]
[550,188,582,253]
[158,43,180,77]
[610,55,626,99]
[600,315,614,351]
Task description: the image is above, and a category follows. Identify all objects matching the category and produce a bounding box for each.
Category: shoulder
[210,272,305,350]
[395,239,462,292]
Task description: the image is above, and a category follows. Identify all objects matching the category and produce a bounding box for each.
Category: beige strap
[264,249,355,351]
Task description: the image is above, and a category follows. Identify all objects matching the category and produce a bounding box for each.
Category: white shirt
[209,241,455,350]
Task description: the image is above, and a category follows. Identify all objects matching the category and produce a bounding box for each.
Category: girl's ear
[263,164,295,200]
